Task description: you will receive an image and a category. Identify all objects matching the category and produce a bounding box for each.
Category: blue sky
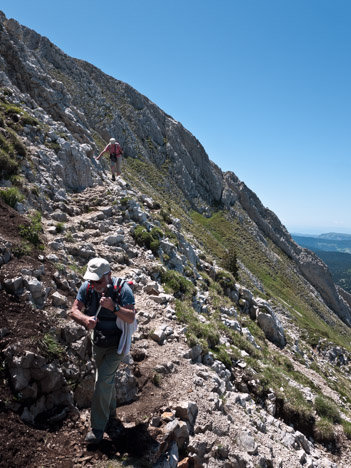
[1,1,350,234]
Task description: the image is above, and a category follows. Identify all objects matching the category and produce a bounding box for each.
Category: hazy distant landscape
[292,233,351,293]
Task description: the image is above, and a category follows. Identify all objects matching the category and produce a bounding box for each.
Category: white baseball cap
[84,257,110,281]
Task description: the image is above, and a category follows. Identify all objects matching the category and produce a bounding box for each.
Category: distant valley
[293,233,351,293]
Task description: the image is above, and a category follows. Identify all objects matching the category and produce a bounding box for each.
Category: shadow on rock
[114,423,159,457]
[87,422,160,462]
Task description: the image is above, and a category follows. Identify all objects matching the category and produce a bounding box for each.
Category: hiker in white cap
[95,137,123,181]
[69,257,135,444]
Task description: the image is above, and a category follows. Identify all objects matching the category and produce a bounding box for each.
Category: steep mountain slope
[1,10,351,468]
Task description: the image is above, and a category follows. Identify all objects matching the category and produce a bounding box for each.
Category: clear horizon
[1,1,350,235]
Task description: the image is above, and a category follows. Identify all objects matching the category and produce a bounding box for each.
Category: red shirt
[102,143,122,156]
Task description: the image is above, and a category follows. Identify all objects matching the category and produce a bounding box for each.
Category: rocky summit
[0,10,351,468]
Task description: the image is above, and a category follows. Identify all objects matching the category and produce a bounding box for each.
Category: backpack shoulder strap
[85,282,94,307]
[113,278,126,304]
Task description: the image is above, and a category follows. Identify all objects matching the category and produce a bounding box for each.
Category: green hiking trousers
[91,344,123,432]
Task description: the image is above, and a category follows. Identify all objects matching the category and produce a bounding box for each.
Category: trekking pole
[94,284,113,320]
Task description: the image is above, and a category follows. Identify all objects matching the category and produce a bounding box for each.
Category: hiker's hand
[99,295,115,311]
[86,316,97,329]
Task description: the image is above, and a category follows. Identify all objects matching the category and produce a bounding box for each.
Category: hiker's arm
[100,296,135,323]
[98,296,135,324]
[115,304,135,324]
[96,145,109,160]
[69,299,97,329]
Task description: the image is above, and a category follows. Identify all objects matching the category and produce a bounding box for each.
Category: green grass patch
[20,114,39,126]
[215,270,236,292]
[213,344,240,368]
[160,268,195,298]
[19,211,43,247]
[0,186,24,208]
[152,373,162,387]
[132,225,163,255]
[65,230,75,243]
[314,417,336,444]
[37,333,64,360]
[0,151,19,179]
[69,263,86,277]
[341,419,351,440]
[12,242,32,258]
[314,395,341,423]
[55,222,65,233]
[175,301,220,354]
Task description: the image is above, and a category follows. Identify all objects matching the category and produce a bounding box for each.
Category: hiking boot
[112,175,116,181]
[85,429,103,444]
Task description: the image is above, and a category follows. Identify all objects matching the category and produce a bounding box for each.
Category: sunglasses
[90,274,108,285]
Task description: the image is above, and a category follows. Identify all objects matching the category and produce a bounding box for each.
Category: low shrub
[0,186,24,208]
[19,211,43,247]
[342,419,351,440]
[215,270,236,291]
[12,243,31,258]
[175,301,220,354]
[13,139,26,156]
[315,396,341,423]
[120,197,130,206]
[152,373,162,387]
[222,246,239,279]
[160,269,195,297]
[0,151,19,179]
[20,114,38,126]
[55,222,65,233]
[37,333,64,360]
[160,208,172,224]
[314,417,336,444]
[132,225,163,255]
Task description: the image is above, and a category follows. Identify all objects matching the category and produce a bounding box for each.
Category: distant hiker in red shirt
[95,138,123,181]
